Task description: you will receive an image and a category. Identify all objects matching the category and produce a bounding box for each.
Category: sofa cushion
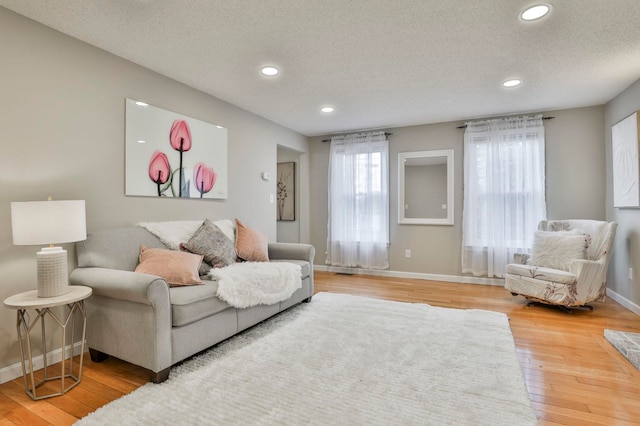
[135,245,203,286]
[170,280,231,327]
[182,219,236,268]
[235,219,269,262]
[169,260,311,327]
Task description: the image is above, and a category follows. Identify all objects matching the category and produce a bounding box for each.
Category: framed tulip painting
[125,98,228,199]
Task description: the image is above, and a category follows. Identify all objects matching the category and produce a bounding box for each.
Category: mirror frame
[398,149,454,225]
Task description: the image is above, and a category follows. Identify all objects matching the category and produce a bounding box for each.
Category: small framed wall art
[277,162,295,221]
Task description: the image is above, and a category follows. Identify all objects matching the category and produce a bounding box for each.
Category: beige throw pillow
[135,245,203,286]
[182,219,236,268]
[235,219,269,262]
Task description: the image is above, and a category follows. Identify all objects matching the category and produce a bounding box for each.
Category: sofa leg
[151,367,171,383]
[89,348,109,362]
[303,295,313,303]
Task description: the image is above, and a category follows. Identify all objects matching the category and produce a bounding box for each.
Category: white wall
[309,105,606,276]
[605,78,640,307]
[0,8,307,373]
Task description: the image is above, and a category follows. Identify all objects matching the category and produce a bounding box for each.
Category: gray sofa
[69,226,315,383]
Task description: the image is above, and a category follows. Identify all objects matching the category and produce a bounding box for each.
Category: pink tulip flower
[149,151,171,196]
[194,163,217,198]
[170,119,192,197]
[169,120,192,152]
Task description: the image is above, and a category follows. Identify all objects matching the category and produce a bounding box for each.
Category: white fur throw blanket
[209,262,302,308]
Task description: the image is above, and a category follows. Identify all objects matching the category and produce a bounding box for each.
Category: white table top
[3,286,92,309]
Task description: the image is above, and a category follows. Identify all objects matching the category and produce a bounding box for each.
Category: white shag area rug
[76,293,536,426]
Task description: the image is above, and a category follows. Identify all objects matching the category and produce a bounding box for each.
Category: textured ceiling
[2,1,640,136]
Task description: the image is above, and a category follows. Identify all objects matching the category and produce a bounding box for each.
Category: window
[326,131,389,269]
[462,116,547,278]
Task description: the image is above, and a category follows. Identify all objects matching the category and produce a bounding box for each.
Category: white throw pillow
[528,231,587,271]
[212,219,236,242]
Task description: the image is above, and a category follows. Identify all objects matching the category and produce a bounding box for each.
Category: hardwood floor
[1,271,639,425]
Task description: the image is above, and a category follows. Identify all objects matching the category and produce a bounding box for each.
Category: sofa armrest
[69,267,170,306]
[70,267,173,375]
[268,243,315,263]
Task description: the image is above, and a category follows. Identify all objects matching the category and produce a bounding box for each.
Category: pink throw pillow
[235,219,269,262]
[135,245,203,286]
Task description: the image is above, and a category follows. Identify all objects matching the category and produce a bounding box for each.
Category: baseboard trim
[606,288,640,317]
[0,341,86,385]
[314,265,504,286]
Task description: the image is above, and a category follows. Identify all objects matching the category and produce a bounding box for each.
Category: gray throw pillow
[183,219,236,268]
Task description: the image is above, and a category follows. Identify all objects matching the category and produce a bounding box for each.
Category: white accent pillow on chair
[527,231,588,271]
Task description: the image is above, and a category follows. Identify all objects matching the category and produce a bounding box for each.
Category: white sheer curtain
[326,131,389,269]
[462,115,547,278]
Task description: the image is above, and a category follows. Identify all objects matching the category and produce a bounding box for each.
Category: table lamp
[10,199,87,298]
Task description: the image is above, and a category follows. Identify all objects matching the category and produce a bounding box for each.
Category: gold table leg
[15,301,88,400]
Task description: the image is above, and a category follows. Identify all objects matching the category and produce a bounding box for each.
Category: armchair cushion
[528,231,587,271]
[505,263,577,285]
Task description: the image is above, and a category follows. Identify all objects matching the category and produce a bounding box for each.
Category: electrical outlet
[405,249,411,258]
[629,267,633,280]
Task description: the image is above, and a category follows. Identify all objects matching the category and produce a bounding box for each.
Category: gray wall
[605,78,640,306]
[310,105,606,275]
[0,8,307,372]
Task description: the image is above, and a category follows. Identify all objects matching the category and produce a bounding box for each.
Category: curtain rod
[321,132,393,143]
[456,116,555,129]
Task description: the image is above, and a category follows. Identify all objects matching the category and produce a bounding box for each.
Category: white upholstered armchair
[505,220,617,311]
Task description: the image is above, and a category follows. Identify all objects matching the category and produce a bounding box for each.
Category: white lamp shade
[11,200,87,246]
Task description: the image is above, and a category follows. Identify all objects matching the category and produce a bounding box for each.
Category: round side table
[3,285,92,400]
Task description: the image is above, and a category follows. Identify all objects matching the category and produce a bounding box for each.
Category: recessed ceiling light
[261,66,279,76]
[321,106,334,113]
[137,140,147,144]
[503,79,522,88]
[521,4,550,21]
[135,101,148,107]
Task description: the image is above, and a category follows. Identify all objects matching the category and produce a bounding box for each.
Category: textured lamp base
[36,247,69,298]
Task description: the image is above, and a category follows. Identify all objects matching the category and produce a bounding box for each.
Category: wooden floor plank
[0,271,638,425]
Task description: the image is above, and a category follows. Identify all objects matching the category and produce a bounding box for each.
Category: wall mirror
[398,149,454,225]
